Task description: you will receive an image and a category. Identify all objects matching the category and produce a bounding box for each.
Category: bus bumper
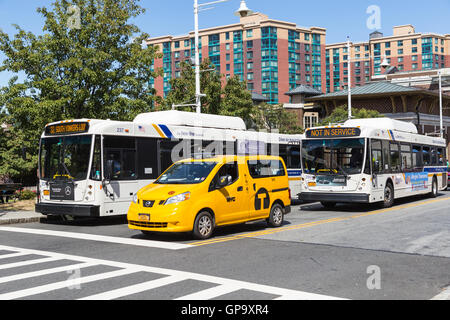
[299,192,370,204]
[35,203,100,217]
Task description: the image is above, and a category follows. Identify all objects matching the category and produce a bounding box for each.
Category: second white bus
[299,118,447,208]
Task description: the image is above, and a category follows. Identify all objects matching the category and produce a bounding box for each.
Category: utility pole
[439,70,443,138]
[194,0,201,113]
[347,37,352,120]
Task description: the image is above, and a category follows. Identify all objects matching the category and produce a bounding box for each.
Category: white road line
[0,226,192,250]
[0,268,139,300]
[0,245,345,300]
[175,284,239,300]
[79,275,184,300]
[0,252,30,260]
[431,286,450,300]
[0,257,60,271]
[0,262,95,285]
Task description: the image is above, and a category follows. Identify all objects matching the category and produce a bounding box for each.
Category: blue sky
[0,0,449,87]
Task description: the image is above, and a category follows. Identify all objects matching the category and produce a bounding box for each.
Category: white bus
[299,118,448,208]
[36,111,303,218]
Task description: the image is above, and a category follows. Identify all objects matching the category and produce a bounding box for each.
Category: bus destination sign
[306,127,361,139]
[45,122,89,136]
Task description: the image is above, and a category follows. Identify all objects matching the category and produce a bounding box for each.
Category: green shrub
[18,190,37,200]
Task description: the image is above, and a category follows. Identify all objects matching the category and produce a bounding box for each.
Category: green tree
[254,103,304,134]
[162,59,222,114]
[0,0,161,181]
[220,75,255,126]
[319,106,381,126]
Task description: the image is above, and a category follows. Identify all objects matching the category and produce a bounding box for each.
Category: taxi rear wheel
[267,203,284,228]
[193,211,214,240]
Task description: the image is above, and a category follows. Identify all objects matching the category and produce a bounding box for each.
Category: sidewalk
[0,210,44,225]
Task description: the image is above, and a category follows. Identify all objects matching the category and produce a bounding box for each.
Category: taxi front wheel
[193,211,215,240]
[267,204,284,228]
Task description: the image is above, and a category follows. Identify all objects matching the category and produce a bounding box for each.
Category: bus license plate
[139,214,150,221]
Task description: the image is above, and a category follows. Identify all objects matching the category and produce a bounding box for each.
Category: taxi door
[210,161,250,225]
[247,159,284,220]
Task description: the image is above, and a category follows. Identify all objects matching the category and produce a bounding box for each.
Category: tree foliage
[0,0,160,180]
[161,59,222,115]
[254,103,304,134]
[319,106,381,126]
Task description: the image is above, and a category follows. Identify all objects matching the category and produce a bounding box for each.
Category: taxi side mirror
[217,175,231,188]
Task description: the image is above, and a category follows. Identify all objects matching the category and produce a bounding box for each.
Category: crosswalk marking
[0,245,344,300]
[0,262,95,285]
[79,275,185,300]
[175,284,239,300]
[0,268,139,300]
[0,257,60,271]
[0,226,192,251]
[0,252,31,260]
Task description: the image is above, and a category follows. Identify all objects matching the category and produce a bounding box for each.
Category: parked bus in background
[36,111,303,218]
[299,118,447,208]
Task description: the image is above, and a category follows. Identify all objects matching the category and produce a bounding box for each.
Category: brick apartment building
[147,1,449,105]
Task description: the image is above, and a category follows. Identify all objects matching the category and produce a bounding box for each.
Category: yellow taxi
[127,155,291,239]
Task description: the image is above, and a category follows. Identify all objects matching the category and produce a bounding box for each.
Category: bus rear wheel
[382,183,394,208]
[430,177,438,198]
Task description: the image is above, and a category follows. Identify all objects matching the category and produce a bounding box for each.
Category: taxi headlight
[132,194,138,204]
[165,192,190,205]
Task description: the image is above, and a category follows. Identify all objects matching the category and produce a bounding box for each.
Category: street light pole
[439,70,443,138]
[347,37,352,120]
[194,0,201,114]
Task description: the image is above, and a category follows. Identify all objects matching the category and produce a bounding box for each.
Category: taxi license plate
[138,214,150,221]
[308,182,317,187]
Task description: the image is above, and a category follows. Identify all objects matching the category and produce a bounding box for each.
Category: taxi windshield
[155,162,218,185]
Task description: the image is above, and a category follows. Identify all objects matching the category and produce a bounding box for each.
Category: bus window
[431,147,438,166]
[136,138,159,180]
[437,148,445,166]
[89,135,102,181]
[401,144,412,171]
[160,139,186,174]
[389,142,401,172]
[371,140,383,174]
[382,140,390,172]
[412,145,422,170]
[104,136,137,181]
[423,146,431,166]
[288,146,301,169]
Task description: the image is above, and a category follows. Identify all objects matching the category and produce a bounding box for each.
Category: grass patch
[0,199,36,212]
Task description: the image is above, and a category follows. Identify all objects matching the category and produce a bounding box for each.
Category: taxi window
[247,160,286,179]
[210,162,239,189]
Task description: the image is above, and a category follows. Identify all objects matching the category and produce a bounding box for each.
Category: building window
[398,49,403,55]
[398,40,403,47]
[304,33,310,41]
[247,62,253,70]
[226,43,230,51]
[385,42,391,48]
[304,113,319,129]
[247,51,253,60]
[247,40,253,49]
[225,32,230,40]
[247,73,254,81]
[174,41,180,49]
[246,30,253,38]
[412,63,418,69]
[412,47,418,53]
[412,39,418,45]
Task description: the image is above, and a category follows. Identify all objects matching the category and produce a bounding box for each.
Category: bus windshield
[155,162,218,185]
[40,135,92,181]
[302,138,365,175]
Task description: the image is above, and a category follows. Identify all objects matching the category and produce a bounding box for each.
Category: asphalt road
[0,191,449,300]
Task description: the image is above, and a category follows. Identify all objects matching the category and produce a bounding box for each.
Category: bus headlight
[165,192,190,205]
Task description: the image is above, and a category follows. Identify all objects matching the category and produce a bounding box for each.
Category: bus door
[103,138,138,215]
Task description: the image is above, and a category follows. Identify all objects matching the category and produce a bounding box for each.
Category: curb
[0,214,44,226]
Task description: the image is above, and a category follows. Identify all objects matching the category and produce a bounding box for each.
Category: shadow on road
[299,191,449,213]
